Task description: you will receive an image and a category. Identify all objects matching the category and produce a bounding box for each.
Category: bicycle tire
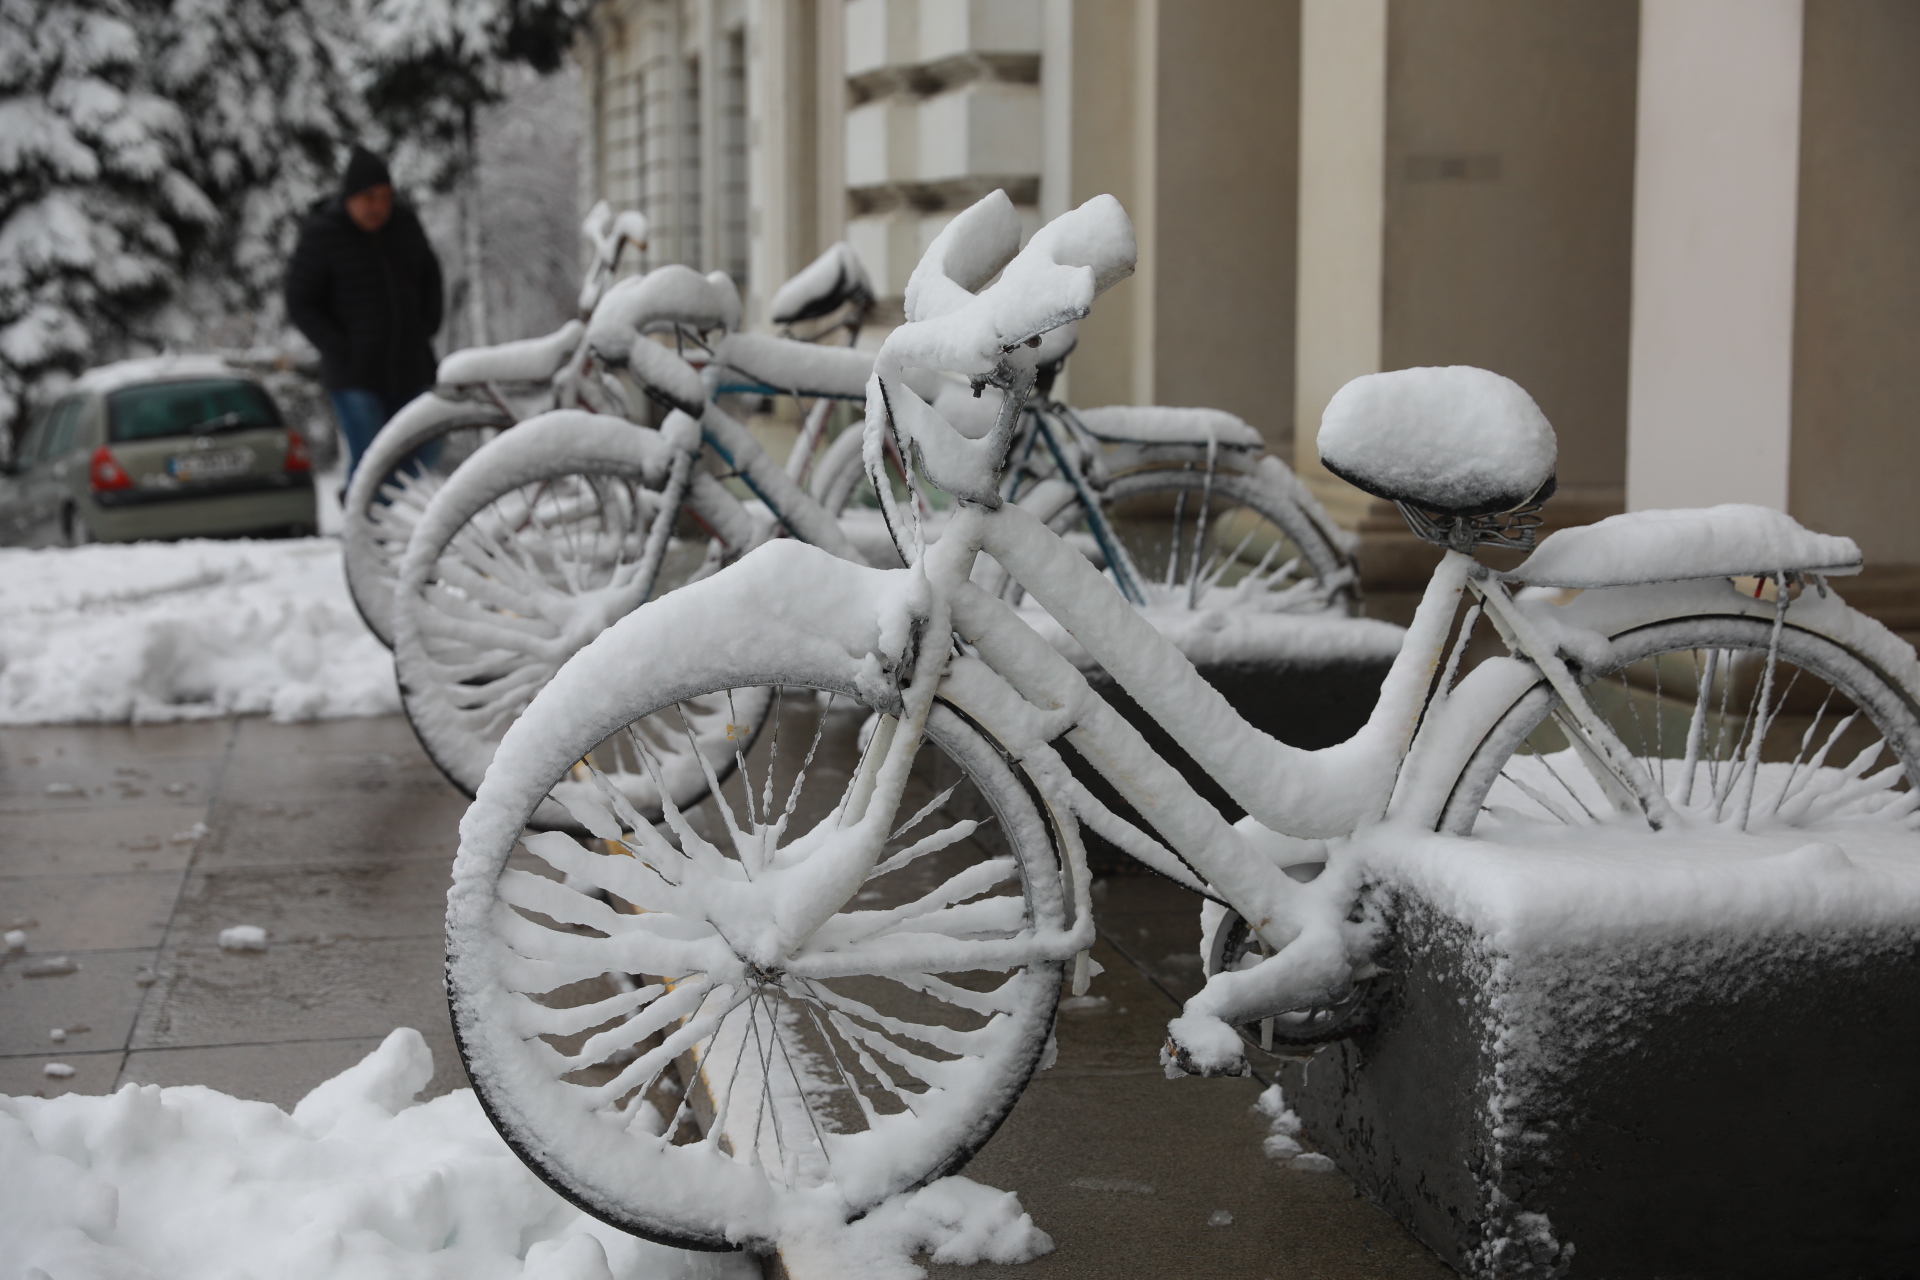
[393,413,757,828]
[447,574,1065,1250]
[1031,465,1353,614]
[1436,595,1920,837]
[342,393,515,648]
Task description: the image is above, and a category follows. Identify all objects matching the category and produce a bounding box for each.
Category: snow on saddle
[1317,366,1556,517]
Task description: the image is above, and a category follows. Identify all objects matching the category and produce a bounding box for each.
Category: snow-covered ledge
[1281,826,1920,1278]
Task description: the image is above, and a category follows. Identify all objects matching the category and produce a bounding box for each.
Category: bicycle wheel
[394,415,758,828]
[448,615,1066,1250]
[1437,605,1920,838]
[1037,466,1354,614]
[343,394,514,648]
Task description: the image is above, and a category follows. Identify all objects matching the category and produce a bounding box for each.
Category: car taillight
[284,430,311,473]
[89,445,132,492]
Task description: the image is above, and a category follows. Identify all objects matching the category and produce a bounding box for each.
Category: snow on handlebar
[585,265,742,358]
[870,192,1138,504]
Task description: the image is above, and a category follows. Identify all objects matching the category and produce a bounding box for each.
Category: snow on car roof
[72,354,251,396]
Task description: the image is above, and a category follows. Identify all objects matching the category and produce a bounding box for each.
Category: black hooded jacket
[284,197,444,398]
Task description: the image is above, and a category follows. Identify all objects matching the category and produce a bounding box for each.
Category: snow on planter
[0,538,398,725]
[1277,820,1920,1277]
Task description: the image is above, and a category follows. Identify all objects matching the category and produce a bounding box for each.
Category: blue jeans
[329,387,428,479]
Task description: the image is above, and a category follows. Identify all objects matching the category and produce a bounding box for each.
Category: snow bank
[1,1030,1050,1280]
[0,1029,751,1280]
[0,538,397,725]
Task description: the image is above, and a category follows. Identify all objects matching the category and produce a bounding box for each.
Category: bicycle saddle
[586,264,741,358]
[435,320,585,388]
[1317,366,1556,517]
[769,241,874,326]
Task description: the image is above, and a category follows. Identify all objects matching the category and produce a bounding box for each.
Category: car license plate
[167,447,254,482]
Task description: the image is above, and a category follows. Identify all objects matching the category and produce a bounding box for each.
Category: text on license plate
[167,448,254,481]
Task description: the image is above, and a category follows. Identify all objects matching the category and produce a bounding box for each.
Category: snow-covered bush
[0,0,215,427]
[157,0,365,345]
[0,0,365,436]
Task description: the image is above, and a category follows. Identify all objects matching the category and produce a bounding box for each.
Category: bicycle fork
[1467,567,1676,830]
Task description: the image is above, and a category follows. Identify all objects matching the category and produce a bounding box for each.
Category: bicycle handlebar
[871,193,1138,505]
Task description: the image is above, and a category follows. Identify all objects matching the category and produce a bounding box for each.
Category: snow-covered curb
[0,538,397,725]
[0,1030,1051,1280]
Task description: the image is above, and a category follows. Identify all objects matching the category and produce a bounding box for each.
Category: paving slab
[0,946,156,1058]
[130,934,454,1050]
[1,713,1449,1276]
[1,869,186,952]
[0,1047,125,1099]
[0,803,208,877]
[922,881,1450,1280]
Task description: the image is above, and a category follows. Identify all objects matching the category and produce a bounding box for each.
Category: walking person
[285,147,444,481]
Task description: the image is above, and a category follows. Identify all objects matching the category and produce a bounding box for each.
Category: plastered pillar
[1626,0,1804,512]
[1292,0,1386,527]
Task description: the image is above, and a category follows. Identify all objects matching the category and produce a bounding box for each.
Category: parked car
[0,356,316,546]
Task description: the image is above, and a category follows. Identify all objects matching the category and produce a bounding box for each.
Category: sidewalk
[1,713,1447,1277]
[0,715,471,1105]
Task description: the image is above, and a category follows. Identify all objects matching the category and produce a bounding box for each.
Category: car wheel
[64,506,95,547]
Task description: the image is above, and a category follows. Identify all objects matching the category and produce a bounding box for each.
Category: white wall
[1626,0,1804,512]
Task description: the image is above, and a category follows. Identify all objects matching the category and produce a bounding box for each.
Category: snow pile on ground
[0,1030,751,1280]
[780,1178,1054,1280]
[1,1029,1050,1280]
[0,538,397,725]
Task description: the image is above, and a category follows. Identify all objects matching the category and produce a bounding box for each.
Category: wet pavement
[0,715,472,1105]
[1,712,1448,1277]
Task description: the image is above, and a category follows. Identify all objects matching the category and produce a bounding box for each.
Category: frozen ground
[0,533,396,727]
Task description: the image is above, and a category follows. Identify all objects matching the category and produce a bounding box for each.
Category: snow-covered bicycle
[341,201,650,646]
[807,335,1358,622]
[443,190,1920,1253]
[393,237,1358,822]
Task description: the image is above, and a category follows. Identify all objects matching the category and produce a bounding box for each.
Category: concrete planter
[1283,881,1920,1278]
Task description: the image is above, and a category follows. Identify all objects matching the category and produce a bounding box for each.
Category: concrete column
[1291,0,1386,528]
[1626,0,1805,513]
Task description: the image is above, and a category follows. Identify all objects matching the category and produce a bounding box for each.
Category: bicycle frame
[807,493,1669,1029]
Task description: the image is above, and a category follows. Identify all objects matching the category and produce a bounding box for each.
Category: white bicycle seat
[586,265,742,361]
[769,242,873,326]
[1317,365,1556,516]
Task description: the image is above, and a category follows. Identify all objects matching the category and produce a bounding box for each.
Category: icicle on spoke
[806,982,989,1057]
[823,1010,926,1112]
[799,987,883,1129]
[890,781,962,841]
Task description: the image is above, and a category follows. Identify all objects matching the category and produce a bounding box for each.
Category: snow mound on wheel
[0,1029,750,1280]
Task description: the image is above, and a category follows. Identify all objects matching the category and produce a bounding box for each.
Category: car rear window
[107,379,282,443]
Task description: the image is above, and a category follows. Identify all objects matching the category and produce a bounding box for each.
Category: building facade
[578,0,1920,622]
